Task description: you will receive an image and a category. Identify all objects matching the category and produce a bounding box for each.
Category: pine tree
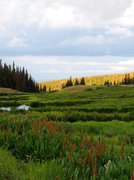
[80,77,85,85]
[74,78,79,85]
[43,85,46,92]
[0,60,39,92]
[65,76,73,87]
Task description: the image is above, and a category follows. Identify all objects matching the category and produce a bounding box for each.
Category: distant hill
[0,88,20,93]
[57,85,101,93]
[38,72,134,91]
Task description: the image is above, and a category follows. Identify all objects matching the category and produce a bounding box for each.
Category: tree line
[39,72,134,91]
[62,76,85,89]
[104,73,134,85]
[0,60,41,92]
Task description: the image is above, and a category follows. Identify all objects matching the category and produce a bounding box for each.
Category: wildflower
[60,151,62,158]
[83,157,87,167]
[55,176,59,180]
[111,139,114,150]
[89,133,93,152]
[93,158,97,178]
[6,135,8,142]
[67,152,72,162]
[70,174,73,180]
[85,132,88,145]
[130,167,134,180]
[121,141,126,158]
[67,131,71,137]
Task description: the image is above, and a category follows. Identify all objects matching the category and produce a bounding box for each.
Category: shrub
[30,101,40,107]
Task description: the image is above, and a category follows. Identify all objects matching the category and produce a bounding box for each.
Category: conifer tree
[65,76,73,87]
[43,85,46,92]
[74,78,79,85]
[0,60,39,92]
[80,77,85,85]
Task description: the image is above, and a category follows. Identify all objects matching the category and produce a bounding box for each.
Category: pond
[0,105,29,111]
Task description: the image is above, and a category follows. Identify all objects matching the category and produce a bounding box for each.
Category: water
[16,105,29,110]
[0,107,11,111]
[0,105,29,111]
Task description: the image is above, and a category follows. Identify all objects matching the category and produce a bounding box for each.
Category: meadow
[0,85,134,180]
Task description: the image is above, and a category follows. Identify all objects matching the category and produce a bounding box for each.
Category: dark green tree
[74,78,80,85]
[43,85,46,92]
[65,76,73,87]
[0,60,39,92]
[80,77,85,85]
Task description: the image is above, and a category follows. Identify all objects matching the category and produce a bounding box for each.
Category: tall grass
[0,112,133,179]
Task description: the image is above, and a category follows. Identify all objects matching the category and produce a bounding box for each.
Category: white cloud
[39,5,75,29]
[59,35,114,46]
[106,26,134,37]
[6,37,28,47]
[0,0,134,59]
[0,0,133,30]
[117,1,134,27]
[119,59,134,65]
[111,66,130,71]
[39,69,60,73]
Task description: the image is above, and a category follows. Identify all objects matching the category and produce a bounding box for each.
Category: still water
[0,105,29,111]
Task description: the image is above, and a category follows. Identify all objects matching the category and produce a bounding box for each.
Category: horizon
[1,0,134,82]
[2,55,134,82]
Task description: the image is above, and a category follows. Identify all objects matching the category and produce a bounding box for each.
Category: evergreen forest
[0,60,39,92]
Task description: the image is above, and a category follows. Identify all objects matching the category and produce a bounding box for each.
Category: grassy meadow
[0,85,134,179]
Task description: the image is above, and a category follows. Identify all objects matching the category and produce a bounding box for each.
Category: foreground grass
[0,85,134,179]
[0,147,69,180]
[0,112,134,179]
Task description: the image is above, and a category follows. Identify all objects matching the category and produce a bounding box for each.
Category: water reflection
[0,107,11,111]
[16,105,29,110]
[0,105,29,111]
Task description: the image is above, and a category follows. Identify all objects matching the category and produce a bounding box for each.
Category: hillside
[0,88,21,93]
[57,85,100,93]
[38,72,134,91]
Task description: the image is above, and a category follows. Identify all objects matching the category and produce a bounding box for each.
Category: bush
[0,101,21,107]
[30,101,40,107]
[0,148,27,180]
[85,88,93,91]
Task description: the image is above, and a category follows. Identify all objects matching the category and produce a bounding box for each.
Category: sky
[1,0,134,82]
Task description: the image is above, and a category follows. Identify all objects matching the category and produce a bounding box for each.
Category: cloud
[106,26,134,37]
[2,55,134,81]
[0,0,134,57]
[0,0,133,30]
[117,1,134,27]
[119,59,134,65]
[39,69,60,73]
[6,37,28,47]
[59,35,114,47]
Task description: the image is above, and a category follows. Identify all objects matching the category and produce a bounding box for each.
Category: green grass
[0,113,134,179]
[0,85,134,179]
